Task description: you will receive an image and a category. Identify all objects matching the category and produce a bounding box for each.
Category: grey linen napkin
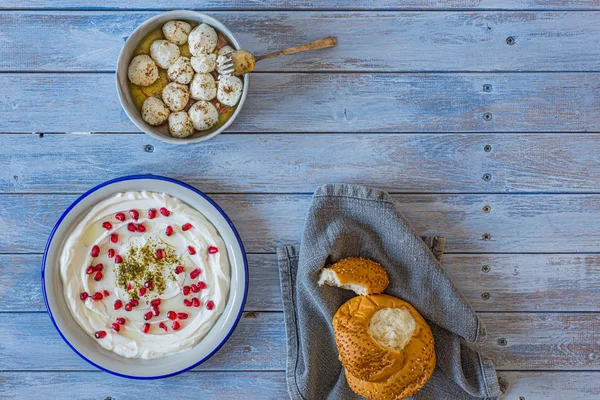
[277,184,507,400]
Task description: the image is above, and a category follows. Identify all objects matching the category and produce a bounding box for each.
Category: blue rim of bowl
[41,174,248,380]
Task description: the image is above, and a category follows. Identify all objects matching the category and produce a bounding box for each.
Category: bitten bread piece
[318,257,389,295]
[333,294,436,400]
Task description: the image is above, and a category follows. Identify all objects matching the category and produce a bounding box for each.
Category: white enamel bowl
[116,11,249,144]
[42,175,248,379]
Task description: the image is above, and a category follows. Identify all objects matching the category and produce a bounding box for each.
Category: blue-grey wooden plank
[500,372,600,399]
[0,371,598,399]
[1,0,599,10]
[4,193,600,254]
[0,371,288,399]
[1,312,598,370]
[5,133,600,194]
[442,254,600,312]
[475,313,600,370]
[2,11,600,72]
[3,253,600,313]
[0,73,598,133]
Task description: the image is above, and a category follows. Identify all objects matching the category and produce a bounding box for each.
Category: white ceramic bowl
[42,175,248,379]
[116,11,249,144]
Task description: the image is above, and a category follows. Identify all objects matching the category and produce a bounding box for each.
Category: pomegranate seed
[152,306,160,316]
[159,322,168,332]
[192,297,200,307]
[142,323,150,333]
[86,266,94,274]
[91,245,100,257]
[148,208,157,219]
[115,212,126,221]
[127,223,136,232]
[94,263,104,272]
[139,287,147,296]
[80,292,89,301]
[182,286,190,295]
[167,311,177,320]
[107,248,115,258]
[144,311,153,321]
[130,299,139,307]
[188,246,196,255]
[190,269,201,279]
[172,321,181,330]
[160,207,170,216]
[177,312,188,320]
[102,221,112,230]
[95,330,107,339]
[112,322,120,332]
[184,299,193,307]
[144,281,153,289]
[165,225,174,236]
[198,281,207,290]
[191,284,199,293]
[115,255,123,263]
[92,292,103,300]
[125,303,133,312]
[116,317,126,325]
[103,290,110,297]
[151,299,161,307]
[156,249,164,259]
[114,299,123,310]
[206,300,215,310]
[174,265,184,274]
[208,246,219,254]
[126,282,132,290]
[137,224,146,233]
[182,223,192,231]
[129,209,139,221]
[110,234,118,244]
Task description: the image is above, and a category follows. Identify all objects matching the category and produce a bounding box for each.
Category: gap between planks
[4,70,600,74]
[2,8,600,12]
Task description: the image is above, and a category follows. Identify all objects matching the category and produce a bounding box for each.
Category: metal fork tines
[217,56,234,77]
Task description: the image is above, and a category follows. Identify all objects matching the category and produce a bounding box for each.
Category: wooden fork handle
[255,36,337,61]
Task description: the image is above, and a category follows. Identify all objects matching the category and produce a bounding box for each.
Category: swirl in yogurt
[60,191,230,359]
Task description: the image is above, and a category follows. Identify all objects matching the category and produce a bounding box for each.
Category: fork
[217,36,337,76]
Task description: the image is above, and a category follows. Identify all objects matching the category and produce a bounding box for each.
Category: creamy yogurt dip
[60,191,230,359]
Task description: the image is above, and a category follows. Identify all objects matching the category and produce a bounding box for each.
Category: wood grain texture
[444,254,600,312]
[4,253,600,312]
[0,371,599,399]
[1,73,598,133]
[476,313,600,370]
[0,371,288,399]
[8,133,600,194]
[6,193,600,253]
[500,372,600,399]
[1,0,599,10]
[2,11,600,72]
[0,312,285,371]
[2,312,599,371]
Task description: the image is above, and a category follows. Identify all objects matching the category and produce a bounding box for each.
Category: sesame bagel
[318,257,389,295]
[333,294,435,399]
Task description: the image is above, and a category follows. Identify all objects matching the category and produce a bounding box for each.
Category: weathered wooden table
[2,1,600,398]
